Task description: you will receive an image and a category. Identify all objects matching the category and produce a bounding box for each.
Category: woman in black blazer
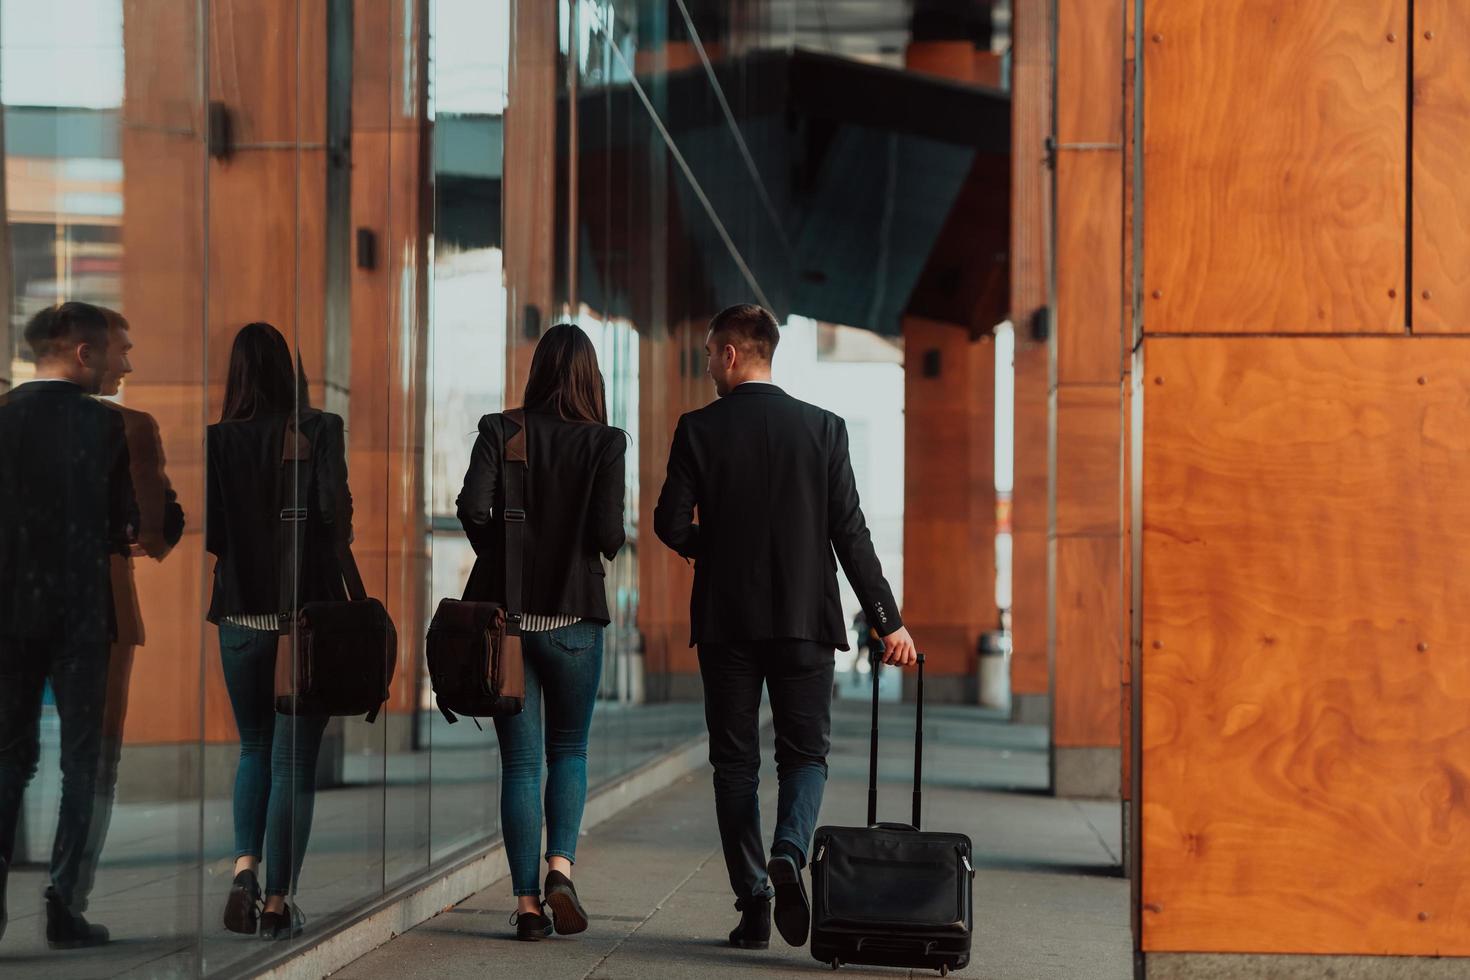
[456,323,627,940]
[207,322,352,940]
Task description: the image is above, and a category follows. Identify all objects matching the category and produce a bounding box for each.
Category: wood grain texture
[1055,535,1124,748]
[1142,1,1406,333]
[1412,0,1470,333]
[903,317,996,676]
[1141,337,1470,954]
[1057,0,1124,144]
[1057,149,1124,384]
[1012,342,1050,532]
[1056,384,1123,536]
[1010,529,1049,695]
[123,0,202,134]
[209,0,326,144]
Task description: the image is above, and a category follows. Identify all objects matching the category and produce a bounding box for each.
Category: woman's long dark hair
[522,323,608,424]
[220,322,302,422]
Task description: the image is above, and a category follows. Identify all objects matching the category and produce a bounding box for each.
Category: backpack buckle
[502,508,526,523]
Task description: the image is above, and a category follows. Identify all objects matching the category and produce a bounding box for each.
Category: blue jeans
[493,621,604,897]
[219,623,329,897]
[697,640,834,903]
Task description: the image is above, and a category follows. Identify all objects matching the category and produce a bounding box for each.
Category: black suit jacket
[0,381,134,641]
[457,410,627,624]
[654,383,900,650]
[206,411,353,622]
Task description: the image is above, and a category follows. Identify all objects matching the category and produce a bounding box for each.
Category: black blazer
[654,383,901,650]
[0,381,134,641]
[206,411,353,623]
[456,410,626,624]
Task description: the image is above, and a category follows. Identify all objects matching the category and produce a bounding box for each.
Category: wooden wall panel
[1057,150,1123,383]
[1141,337,1470,954]
[1012,342,1049,532]
[1056,385,1121,536]
[903,317,996,681]
[1010,0,1050,327]
[1054,535,1123,747]
[209,0,326,143]
[503,0,558,397]
[118,3,211,747]
[1412,0,1470,333]
[1142,1,1406,334]
[1010,529,1049,695]
[1056,0,1123,144]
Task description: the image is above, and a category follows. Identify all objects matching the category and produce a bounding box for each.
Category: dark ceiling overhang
[565,46,1010,336]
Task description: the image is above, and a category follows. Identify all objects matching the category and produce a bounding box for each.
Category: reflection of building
[4,107,122,380]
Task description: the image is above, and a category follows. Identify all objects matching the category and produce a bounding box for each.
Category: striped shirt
[227,612,580,632]
[223,613,280,632]
[520,613,582,632]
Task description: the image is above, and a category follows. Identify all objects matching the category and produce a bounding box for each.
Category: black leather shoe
[511,907,553,941]
[767,853,810,947]
[223,869,261,935]
[543,870,588,935]
[728,895,770,950]
[44,889,109,950]
[258,902,304,941]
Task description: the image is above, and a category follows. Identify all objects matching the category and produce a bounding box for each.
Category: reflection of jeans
[219,623,329,897]
[494,622,604,896]
[697,640,834,903]
[0,633,110,911]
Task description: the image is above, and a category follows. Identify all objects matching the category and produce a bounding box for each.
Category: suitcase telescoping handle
[866,647,925,830]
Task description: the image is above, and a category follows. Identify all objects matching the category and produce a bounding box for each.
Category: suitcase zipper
[815,844,826,863]
[961,853,973,875]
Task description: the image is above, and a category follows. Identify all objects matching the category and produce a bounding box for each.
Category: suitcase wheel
[830,958,841,970]
[938,967,948,977]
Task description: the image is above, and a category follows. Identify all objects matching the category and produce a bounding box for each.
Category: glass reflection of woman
[207,323,351,940]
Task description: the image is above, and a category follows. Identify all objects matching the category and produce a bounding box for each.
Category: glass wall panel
[2,1,205,976]
[1,2,745,976]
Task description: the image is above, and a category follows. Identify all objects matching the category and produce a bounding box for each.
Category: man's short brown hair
[709,304,780,362]
[24,301,109,361]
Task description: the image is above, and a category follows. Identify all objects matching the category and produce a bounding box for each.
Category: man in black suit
[655,304,915,951]
[0,302,134,949]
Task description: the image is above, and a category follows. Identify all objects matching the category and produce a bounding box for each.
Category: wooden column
[902,316,996,700]
[348,0,431,739]
[638,317,706,700]
[899,40,999,703]
[1051,0,1126,798]
[114,2,212,775]
[1008,0,1052,725]
[503,0,559,399]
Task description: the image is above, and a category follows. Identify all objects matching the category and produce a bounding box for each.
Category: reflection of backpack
[272,413,397,722]
[426,409,528,723]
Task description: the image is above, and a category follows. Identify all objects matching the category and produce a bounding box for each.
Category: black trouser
[698,640,834,905]
[0,632,111,911]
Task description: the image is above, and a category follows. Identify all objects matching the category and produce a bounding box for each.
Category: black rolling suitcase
[810,652,975,975]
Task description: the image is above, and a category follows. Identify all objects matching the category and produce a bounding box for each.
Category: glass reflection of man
[82,309,185,920]
[0,302,135,950]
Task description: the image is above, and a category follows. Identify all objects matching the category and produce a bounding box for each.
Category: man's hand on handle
[880,626,917,667]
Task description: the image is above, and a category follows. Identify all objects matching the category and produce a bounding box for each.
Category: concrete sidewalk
[334,702,1132,980]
